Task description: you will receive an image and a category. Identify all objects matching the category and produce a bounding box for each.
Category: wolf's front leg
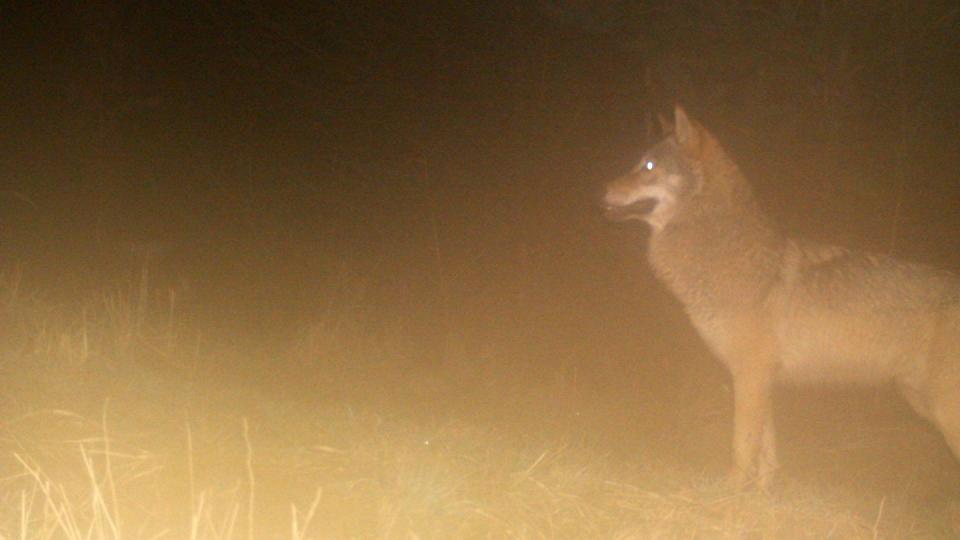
[757,406,779,490]
[728,365,775,490]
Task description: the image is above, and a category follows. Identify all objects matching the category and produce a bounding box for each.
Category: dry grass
[0,403,886,539]
[0,268,956,539]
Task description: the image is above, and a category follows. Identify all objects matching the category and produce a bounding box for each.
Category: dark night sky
[2,1,960,334]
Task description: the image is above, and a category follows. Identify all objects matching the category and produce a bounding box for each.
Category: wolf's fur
[604,105,960,488]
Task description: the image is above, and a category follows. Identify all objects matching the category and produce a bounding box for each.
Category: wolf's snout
[603,197,657,222]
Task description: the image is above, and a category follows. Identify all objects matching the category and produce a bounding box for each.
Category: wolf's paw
[724,466,750,491]
[725,466,774,494]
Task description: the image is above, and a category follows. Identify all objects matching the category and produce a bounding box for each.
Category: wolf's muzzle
[604,198,658,222]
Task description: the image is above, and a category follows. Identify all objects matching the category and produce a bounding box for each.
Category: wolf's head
[604,105,739,231]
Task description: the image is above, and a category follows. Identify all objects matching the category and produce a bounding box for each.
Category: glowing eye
[644,160,655,171]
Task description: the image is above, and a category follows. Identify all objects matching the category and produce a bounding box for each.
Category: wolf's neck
[648,193,785,313]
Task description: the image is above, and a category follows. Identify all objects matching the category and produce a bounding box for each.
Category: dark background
[2,0,960,487]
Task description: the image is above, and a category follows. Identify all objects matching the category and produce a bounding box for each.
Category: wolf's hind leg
[933,388,960,462]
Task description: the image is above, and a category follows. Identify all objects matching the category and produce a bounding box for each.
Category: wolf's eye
[643,160,655,171]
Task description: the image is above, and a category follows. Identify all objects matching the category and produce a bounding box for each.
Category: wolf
[604,104,960,489]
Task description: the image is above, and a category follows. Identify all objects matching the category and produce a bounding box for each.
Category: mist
[2,2,959,537]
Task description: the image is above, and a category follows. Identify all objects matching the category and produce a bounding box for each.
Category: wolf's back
[779,239,960,312]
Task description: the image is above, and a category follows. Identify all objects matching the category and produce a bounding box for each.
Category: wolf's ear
[674,105,700,154]
[657,112,673,135]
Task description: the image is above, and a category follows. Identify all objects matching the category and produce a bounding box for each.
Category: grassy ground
[0,404,890,539]
[1,264,958,539]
